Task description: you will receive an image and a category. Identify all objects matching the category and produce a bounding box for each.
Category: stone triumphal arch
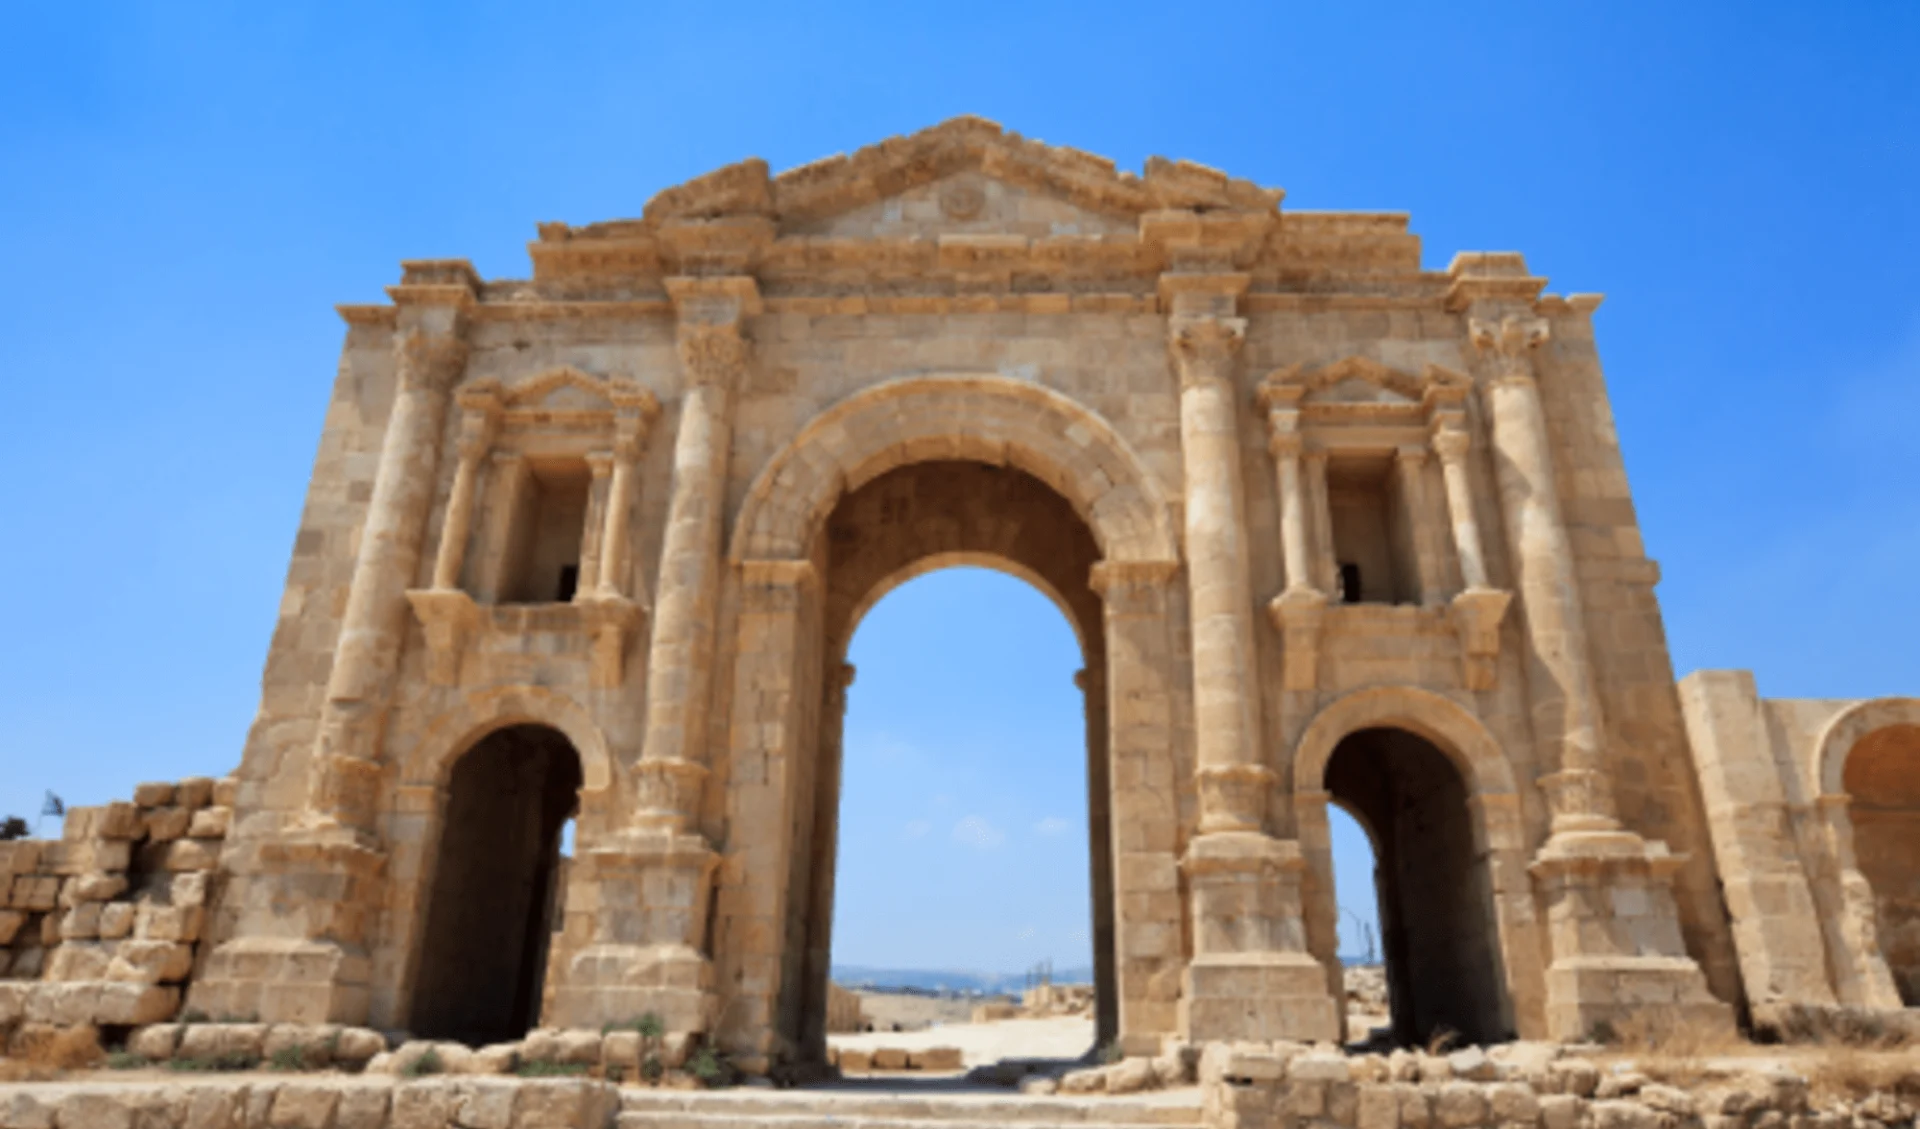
[35,117,1886,1070]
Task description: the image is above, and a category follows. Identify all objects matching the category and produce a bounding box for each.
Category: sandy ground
[830,1014,1096,1067]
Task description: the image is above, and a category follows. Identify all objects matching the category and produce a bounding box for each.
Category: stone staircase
[615,1084,1207,1129]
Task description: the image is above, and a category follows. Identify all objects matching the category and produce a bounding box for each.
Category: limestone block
[156,839,221,872]
[512,1080,616,1129]
[601,1029,639,1071]
[11,875,60,911]
[552,1029,601,1064]
[1590,1100,1659,1129]
[264,1023,343,1068]
[0,908,24,944]
[1449,1047,1496,1081]
[58,901,102,939]
[838,1049,871,1072]
[1435,1082,1487,1129]
[1059,1066,1106,1093]
[1638,1085,1694,1116]
[188,807,232,839]
[41,839,131,875]
[391,1080,457,1129]
[335,1086,391,1129]
[518,1029,561,1063]
[133,782,176,808]
[39,911,59,946]
[180,1022,268,1063]
[68,871,129,903]
[95,983,180,1025]
[1,1087,58,1129]
[47,940,112,980]
[468,1043,518,1074]
[61,807,100,841]
[1489,1083,1540,1125]
[1106,1056,1157,1093]
[1360,1085,1403,1129]
[871,1047,910,1071]
[457,1079,520,1128]
[1551,1060,1599,1098]
[212,777,239,807]
[1295,1052,1355,1082]
[108,939,197,984]
[129,1023,182,1060]
[98,901,135,939]
[136,902,205,942]
[268,1082,340,1129]
[56,1094,132,1129]
[1538,1094,1583,1129]
[0,841,43,875]
[0,981,27,1024]
[171,869,212,906]
[144,806,192,843]
[96,802,143,840]
[176,777,216,810]
[334,1027,389,1066]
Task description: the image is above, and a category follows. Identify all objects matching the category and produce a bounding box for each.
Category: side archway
[1290,685,1544,1040]
[727,373,1179,565]
[1810,697,1920,1007]
[1813,697,1920,800]
[410,685,615,793]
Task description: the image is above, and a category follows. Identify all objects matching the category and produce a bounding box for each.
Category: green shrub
[105,1051,146,1071]
[402,1048,444,1078]
[268,1044,308,1072]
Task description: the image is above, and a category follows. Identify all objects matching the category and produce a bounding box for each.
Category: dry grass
[0,1024,104,1081]
[1595,1010,1918,1100]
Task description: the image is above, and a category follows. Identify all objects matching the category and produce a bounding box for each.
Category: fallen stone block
[129,1022,182,1060]
[838,1048,872,1072]
[189,806,232,839]
[133,781,176,808]
[144,806,192,843]
[95,983,181,1025]
[176,776,216,810]
[871,1046,909,1070]
[909,1045,964,1071]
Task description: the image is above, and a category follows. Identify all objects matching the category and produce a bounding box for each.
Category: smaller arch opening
[411,723,582,1045]
[1842,723,1920,1005]
[1325,727,1508,1047]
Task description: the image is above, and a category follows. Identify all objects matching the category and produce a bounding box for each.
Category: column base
[1531,829,1735,1042]
[187,832,386,1024]
[1181,951,1341,1043]
[548,942,716,1034]
[542,830,720,1036]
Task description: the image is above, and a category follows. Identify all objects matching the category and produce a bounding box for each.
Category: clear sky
[2,3,1915,973]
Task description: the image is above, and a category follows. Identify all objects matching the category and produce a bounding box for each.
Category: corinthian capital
[1467,314,1550,378]
[1168,315,1247,389]
[394,327,470,394]
[677,321,750,390]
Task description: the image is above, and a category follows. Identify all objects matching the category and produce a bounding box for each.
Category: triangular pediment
[503,366,614,412]
[783,170,1137,239]
[564,117,1282,239]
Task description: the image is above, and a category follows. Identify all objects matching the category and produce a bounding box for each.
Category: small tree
[0,816,28,841]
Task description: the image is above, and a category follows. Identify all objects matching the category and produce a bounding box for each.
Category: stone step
[616,1088,1204,1128]
[617,1114,1205,1129]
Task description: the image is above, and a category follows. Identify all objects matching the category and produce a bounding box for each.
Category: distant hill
[831,964,1094,995]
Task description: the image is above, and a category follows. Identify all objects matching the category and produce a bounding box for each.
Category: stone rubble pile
[0,776,233,1030]
[0,1075,620,1129]
[1198,1041,1919,1129]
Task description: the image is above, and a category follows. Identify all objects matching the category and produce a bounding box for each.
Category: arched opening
[411,723,582,1045]
[1324,727,1507,1046]
[1842,723,1920,1005]
[782,459,1114,1067]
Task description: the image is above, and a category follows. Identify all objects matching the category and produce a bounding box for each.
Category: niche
[498,459,592,604]
[1326,455,1419,605]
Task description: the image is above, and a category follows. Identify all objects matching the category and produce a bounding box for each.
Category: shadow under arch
[409,722,582,1046]
[1290,685,1545,1042]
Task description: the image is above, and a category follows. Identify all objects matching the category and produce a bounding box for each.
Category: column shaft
[1306,452,1337,593]
[1395,446,1444,606]
[598,455,637,598]
[1170,316,1268,834]
[308,318,468,829]
[1477,316,1615,826]
[1276,444,1312,591]
[1434,429,1490,590]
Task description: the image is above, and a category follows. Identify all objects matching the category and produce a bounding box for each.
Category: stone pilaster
[307,275,475,836]
[1161,261,1337,1044]
[1453,255,1731,1039]
[193,262,478,1025]
[1431,422,1512,691]
[1395,445,1445,607]
[1257,377,1327,692]
[553,274,757,1039]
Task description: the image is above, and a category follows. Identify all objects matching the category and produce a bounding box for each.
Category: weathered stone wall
[0,776,231,1030]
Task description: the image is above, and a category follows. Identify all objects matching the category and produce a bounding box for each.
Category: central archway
[790,460,1112,1061]
[715,376,1188,1067]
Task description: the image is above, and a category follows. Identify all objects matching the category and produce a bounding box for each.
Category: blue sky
[2,3,1915,971]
